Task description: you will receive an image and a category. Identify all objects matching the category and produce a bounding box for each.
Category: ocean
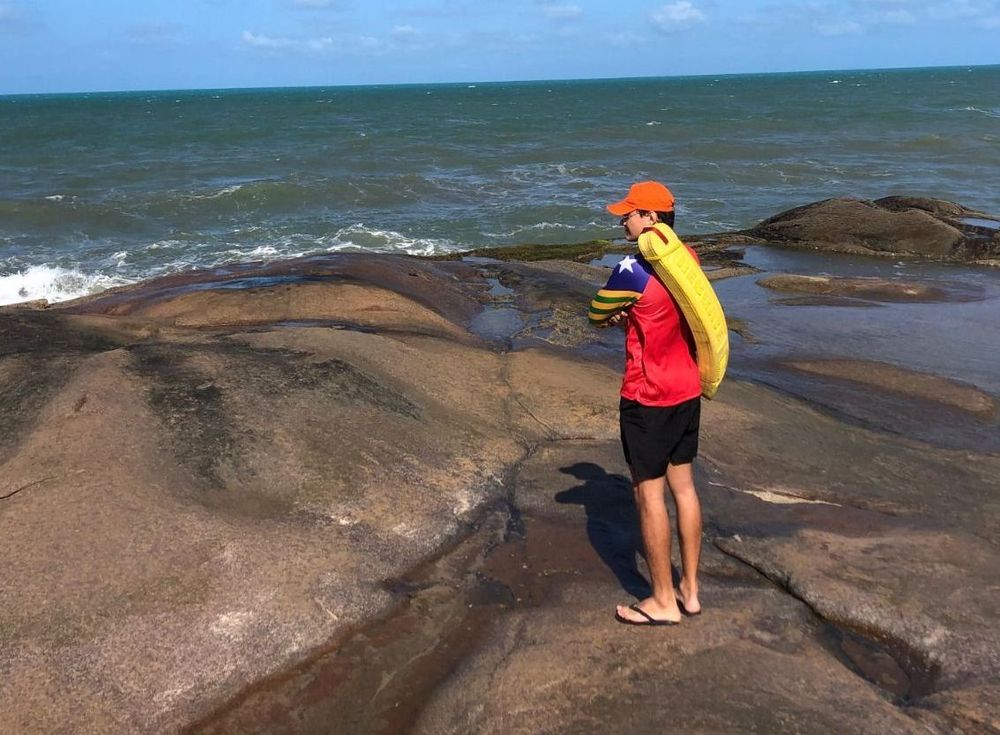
[1,65,998,305]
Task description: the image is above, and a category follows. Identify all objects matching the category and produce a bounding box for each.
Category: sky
[1,0,998,94]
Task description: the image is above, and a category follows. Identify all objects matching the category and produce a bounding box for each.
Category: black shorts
[619,396,700,482]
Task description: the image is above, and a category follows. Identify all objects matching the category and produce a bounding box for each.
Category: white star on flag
[617,255,637,273]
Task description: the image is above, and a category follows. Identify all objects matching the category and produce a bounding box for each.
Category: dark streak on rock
[0,356,79,462]
[127,344,244,489]
[0,311,133,462]
[126,340,420,487]
[1,476,56,501]
[0,311,124,357]
[206,338,421,420]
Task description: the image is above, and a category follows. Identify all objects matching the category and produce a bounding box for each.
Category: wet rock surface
[2,248,998,734]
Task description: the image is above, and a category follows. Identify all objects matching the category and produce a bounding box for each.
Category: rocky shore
[1,198,998,734]
[698,196,1000,265]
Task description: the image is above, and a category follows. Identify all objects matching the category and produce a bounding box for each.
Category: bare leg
[667,461,702,614]
[615,473,682,623]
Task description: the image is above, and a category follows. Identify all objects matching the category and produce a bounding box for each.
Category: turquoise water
[1,65,998,303]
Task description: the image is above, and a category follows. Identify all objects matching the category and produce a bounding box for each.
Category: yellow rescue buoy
[637,223,729,399]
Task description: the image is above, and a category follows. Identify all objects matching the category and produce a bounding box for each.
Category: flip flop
[676,598,702,617]
[615,603,680,626]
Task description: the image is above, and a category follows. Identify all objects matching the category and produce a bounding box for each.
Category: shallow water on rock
[958,216,1000,230]
[712,247,1000,451]
[468,307,524,341]
[717,247,1000,395]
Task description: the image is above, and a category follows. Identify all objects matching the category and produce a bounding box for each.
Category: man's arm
[589,288,639,327]
[588,255,648,328]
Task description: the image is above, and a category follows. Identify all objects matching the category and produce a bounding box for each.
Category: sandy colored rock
[413,583,926,735]
[3,249,998,734]
[784,358,995,417]
[409,439,936,734]
[0,324,521,731]
[506,348,620,441]
[756,273,983,303]
[717,527,1000,692]
[0,249,654,732]
[115,282,471,339]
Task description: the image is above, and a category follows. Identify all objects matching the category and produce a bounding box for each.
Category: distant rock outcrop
[703,196,1000,262]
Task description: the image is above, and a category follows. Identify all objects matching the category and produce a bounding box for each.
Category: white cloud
[242,30,295,49]
[241,24,443,57]
[540,4,583,20]
[243,28,411,55]
[928,0,997,20]
[651,1,706,31]
[389,25,424,47]
[307,36,334,50]
[795,1,925,32]
[721,0,996,37]
[241,30,334,51]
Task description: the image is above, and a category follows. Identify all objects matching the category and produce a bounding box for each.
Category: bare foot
[676,580,701,616]
[615,596,682,625]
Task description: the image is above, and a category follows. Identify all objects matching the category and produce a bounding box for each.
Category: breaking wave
[0,224,460,305]
[956,105,1000,119]
[0,265,132,306]
[315,224,459,256]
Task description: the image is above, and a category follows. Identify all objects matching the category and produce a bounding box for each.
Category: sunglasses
[619,210,646,226]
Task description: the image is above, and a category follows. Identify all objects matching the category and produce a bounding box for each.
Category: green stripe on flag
[593,294,637,304]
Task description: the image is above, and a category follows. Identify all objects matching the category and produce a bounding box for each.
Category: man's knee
[667,471,697,500]
[633,476,666,504]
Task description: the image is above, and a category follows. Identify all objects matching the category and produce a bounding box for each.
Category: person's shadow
[554,462,652,599]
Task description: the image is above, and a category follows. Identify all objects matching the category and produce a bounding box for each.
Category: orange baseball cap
[606,181,675,216]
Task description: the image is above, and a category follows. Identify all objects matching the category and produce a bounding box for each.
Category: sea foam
[320,224,458,257]
[0,265,130,306]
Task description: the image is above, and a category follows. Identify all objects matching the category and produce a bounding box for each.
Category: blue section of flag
[604,255,652,294]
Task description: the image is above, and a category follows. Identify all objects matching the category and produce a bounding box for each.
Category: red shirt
[589,242,702,406]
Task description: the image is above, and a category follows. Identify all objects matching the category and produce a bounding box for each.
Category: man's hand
[608,311,628,329]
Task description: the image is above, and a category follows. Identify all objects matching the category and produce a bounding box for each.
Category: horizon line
[3,62,997,99]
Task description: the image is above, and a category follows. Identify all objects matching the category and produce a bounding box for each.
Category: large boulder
[4,248,999,734]
[0,256,622,733]
[742,196,999,261]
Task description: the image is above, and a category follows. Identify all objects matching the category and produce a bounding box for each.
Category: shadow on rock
[554,462,649,599]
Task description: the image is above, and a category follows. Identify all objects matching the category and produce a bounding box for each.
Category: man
[589,181,703,626]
